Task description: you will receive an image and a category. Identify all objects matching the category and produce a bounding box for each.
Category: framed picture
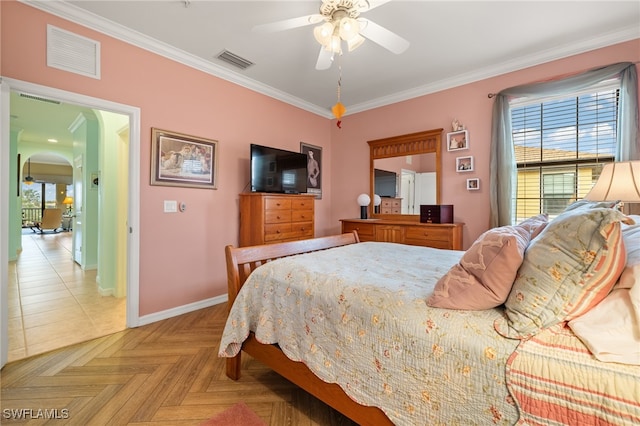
[456,156,474,172]
[447,130,469,151]
[151,128,218,189]
[467,178,480,190]
[300,142,322,199]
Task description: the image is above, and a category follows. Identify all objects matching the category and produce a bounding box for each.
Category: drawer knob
[276,230,281,234]
[277,215,281,219]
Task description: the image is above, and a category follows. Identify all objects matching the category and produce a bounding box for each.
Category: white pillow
[568,215,640,365]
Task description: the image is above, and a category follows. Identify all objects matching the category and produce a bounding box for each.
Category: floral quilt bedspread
[219,242,520,425]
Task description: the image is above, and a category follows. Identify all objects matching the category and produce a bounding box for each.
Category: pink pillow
[427,225,532,310]
[516,214,548,239]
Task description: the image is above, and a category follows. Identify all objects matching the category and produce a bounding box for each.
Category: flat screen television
[374,168,397,197]
[250,144,308,194]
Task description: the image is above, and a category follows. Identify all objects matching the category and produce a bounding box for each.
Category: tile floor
[7,230,126,362]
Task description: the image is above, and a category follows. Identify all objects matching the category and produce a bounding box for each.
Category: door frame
[0,78,141,368]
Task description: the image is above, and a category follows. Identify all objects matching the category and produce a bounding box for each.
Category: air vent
[47,25,101,79]
[19,93,61,105]
[216,50,254,70]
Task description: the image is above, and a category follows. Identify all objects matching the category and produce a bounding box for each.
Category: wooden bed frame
[224,232,393,426]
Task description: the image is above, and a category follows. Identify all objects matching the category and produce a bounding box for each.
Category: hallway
[7,230,126,362]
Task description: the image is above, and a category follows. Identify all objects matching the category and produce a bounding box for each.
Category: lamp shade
[313,22,333,46]
[357,193,371,206]
[62,196,73,205]
[373,194,382,207]
[585,161,640,203]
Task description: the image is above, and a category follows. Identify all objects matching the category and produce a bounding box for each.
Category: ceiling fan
[253,0,410,70]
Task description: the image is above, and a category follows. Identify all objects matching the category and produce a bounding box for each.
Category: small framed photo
[151,128,218,189]
[467,178,480,190]
[447,130,469,151]
[456,156,474,172]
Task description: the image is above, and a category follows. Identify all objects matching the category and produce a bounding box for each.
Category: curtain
[489,62,639,227]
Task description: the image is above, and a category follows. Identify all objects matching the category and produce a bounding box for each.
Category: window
[511,86,619,223]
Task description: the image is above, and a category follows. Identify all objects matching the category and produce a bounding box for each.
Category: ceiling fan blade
[252,14,324,33]
[364,0,393,12]
[315,47,333,70]
[359,18,409,54]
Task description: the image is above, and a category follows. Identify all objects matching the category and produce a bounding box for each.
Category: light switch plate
[164,200,178,213]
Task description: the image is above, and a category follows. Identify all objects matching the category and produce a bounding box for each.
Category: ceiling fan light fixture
[347,33,365,52]
[24,158,35,185]
[314,22,334,45]
[329,34,343,54]
[339,17,359,40]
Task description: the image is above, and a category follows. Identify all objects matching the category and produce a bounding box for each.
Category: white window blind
[511,86,619,222]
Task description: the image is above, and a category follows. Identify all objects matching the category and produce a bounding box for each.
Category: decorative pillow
[516,214,549,239]
[427,224,532,310]
[617,216,640,290]
[568,217,640,365]
[494,208,632,339]
[563,199,619,212]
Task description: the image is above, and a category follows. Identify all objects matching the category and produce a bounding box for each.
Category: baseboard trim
[137,294,228,327]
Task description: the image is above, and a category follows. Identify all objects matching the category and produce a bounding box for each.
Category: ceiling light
[47,138,58,143]
[339,17,359,40]
[24,158,35,185]
[314,21,334,46]
[313,5,366,55]
[347,33,365,52]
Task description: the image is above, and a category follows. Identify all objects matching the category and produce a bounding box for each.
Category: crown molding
[21,1,639,119]
[22,0,333,118]
[348,25,640,115]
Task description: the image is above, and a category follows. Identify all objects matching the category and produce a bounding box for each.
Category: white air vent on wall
[47,25,101,79]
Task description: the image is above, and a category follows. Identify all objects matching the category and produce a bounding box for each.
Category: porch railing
[22,208,42,227]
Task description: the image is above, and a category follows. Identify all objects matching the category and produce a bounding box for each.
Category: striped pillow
[494,208,632,339]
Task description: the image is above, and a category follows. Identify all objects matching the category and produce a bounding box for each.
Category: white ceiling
[12,0,640,162]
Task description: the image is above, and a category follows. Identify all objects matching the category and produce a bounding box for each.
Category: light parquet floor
[1,303,358,425]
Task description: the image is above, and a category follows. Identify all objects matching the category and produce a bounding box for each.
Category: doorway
[0,78,141,368]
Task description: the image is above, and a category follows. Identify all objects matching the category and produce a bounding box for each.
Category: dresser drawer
[264,223,292,241]
[292,198,313,210]
[265,198,292,211]
[405,226,451,242]
[290,221,314,239]
[291,209,313,222]
[342,221,375,239]
[265,222,313,242]
[380,198,401,214]
[265,209,292,224]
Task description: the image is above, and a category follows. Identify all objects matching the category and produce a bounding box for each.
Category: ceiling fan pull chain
[331,55,346,129]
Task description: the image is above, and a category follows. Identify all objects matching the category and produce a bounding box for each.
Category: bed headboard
[224,231,361,309]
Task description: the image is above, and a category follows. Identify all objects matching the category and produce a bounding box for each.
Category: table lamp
[62,196,73,214]
[374,194,382,214]
[585,161,640,210]
[357,193,371,219]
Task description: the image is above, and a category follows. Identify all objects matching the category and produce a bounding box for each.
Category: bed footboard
[223,232,394,425]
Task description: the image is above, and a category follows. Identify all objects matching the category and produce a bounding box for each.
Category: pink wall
[2,1,639,316]
[330,39,640,248]
[1,1,331,315]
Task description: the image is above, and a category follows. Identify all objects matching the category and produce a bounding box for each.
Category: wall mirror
[368,129,442,218]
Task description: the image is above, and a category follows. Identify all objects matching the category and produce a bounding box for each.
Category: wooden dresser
[341,218,463,250]
[239,193,315,246]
